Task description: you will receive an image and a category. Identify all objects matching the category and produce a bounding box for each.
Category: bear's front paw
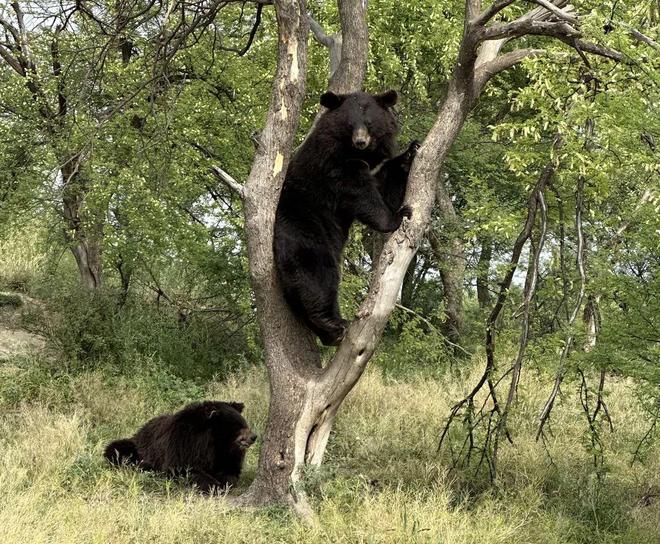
[398,205,413,220]
[405,140,421,161]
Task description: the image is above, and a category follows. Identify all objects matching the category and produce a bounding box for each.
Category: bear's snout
[352,126,371,150]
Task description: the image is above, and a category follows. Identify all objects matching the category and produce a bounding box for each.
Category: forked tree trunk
[238,0,603,513]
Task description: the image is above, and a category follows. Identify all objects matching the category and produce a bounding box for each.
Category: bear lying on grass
[274,89,418,346]
[104,400,256,493]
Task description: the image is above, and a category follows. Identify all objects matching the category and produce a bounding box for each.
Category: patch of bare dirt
[0,326,47,360]
[0,292,49,360]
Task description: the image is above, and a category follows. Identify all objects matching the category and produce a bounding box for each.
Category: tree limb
[480,19,580,41]
[308,13,341,77]
[210,166,246,199]
[473,0,517,26]
[474,48,545,88]
[0,43,24,75]
[625,25,660,51]
[308,14,334,47]
[528,0,579,25]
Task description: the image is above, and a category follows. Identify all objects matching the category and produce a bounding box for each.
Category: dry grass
[0,356,658,544]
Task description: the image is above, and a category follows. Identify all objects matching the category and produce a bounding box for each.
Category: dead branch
[492,187,548,474]
[528,0,579,25]
[308,14,341,78]
[438,164,553,473]
[210,166,246,199]
[537,172,587,440]
[631,411,658,466]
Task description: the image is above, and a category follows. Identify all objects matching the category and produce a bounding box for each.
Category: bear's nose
[352,127,371,150]
[249,432,258,444]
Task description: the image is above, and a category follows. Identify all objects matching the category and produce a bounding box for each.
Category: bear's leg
[285,258,348,346]
[353,192,412,233]
[191,469,229,494]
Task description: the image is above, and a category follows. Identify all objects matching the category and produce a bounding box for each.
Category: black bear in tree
[104,400,257,493]
[274,89,418,346]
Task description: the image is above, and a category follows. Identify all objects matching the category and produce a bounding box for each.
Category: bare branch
[528,0,579,25]
[239,3,264,56]
[557,36,623,62]
[474,48,545,88]
[492,188,547,474]
[0,14,20,44]
[480,19,580,41]
[0,43,24,75]
[308,14,334,47]
[210,166,245,199]
[438,163,554,475]
[626,25,660,51]
[308,14,341,77]
[537,172,588,439]
[473,0,517,26]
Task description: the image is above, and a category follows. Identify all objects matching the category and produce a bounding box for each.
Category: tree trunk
[238,0,372,514]
[583,294,601,352]
[239,0,588,514]
[476,237,492,308]
[60,156,103,290]
[236,0,315,512]
[428,174,465,347]
[400,253,418,309]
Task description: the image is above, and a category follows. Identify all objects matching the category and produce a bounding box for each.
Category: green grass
[0,354,658,544]
[0,293,23,307]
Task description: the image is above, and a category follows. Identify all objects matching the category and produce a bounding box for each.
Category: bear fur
[104,400,256,493]
[274,89,418,346]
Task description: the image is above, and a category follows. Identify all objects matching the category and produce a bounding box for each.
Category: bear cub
[104,400,256,493]
[274,89,418,346]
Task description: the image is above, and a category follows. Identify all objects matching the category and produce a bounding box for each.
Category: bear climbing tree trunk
[230,0,623,515]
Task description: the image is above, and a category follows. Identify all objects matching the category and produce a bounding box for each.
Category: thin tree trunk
[428,174,465,347]
[400,253,417,309]
[477,237,492,308]
[60,156,103,290]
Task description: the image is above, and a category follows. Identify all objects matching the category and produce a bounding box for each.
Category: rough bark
[236,0,316,513]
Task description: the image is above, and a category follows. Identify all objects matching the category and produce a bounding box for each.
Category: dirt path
[0,292,48,360]
[0,326,47,360]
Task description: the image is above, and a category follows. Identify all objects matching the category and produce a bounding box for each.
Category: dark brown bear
[274,89,418,346]
[104,400,256,493]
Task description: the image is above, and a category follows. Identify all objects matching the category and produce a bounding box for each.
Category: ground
[0,323,658,544]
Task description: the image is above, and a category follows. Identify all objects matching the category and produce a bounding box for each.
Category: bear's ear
[229,402,244,413]
[320,91,345,110]
[376,90,398,108]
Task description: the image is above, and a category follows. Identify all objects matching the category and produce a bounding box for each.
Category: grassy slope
[0,355,658,544]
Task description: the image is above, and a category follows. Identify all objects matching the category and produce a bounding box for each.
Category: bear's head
[318,90,399,161]
[204,401,257,451]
